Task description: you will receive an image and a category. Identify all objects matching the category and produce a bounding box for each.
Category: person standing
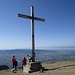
[12,55,16,69]
[14,58,18,71]
[22,57,26,71]
[26,55,32,63]
[11,55,18,72]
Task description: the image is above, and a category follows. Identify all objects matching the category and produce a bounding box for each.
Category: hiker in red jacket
[22,57,26,71]
[12,55,16,69]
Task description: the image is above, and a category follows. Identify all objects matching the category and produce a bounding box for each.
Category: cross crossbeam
[18,14,45,22]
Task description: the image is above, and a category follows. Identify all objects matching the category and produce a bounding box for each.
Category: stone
[0,65,9,70]
[23,62,43,73]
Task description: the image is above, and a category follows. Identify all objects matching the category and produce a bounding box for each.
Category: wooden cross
[18,6,45,62]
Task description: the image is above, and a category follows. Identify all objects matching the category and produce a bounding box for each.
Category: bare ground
[0,60,75,75]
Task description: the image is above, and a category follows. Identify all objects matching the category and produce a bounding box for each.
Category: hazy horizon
[0,46,75,50]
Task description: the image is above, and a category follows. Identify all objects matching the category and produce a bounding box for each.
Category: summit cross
[18,6,45,62]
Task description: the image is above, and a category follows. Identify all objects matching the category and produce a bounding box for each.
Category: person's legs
[12,63,14,68]
[22,64,23,71]
[14,65,17,71]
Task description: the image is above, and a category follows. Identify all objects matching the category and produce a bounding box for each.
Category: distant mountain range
[41,46,75,50]
[0,49,75,68]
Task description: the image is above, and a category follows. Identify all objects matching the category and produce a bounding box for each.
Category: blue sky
[0,0,75,49]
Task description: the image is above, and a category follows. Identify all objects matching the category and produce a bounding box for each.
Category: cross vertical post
[31,6,35,62]
[18,6,45,62]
